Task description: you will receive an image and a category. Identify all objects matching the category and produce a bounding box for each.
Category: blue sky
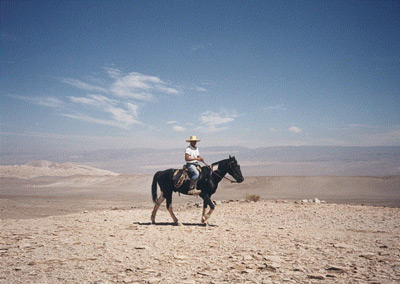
[1,0,399,156]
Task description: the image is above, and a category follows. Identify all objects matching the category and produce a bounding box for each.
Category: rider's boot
[188,178,201,195]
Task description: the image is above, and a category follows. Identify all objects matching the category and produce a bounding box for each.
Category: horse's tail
[151,172,159,203]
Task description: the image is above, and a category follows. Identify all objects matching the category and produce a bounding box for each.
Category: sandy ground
[1,174,400,283]
[1,175,399,219]
[1,201,399,283]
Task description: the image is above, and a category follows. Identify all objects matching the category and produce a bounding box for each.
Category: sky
[1,0,400,158]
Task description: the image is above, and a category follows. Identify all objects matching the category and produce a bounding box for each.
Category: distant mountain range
[2,146,399,176]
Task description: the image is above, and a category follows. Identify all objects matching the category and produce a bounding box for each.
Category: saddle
[172,165,202,188]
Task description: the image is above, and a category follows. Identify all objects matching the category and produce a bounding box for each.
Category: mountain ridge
[1,146,399,176]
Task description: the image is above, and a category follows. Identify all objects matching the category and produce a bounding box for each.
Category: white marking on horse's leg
[151,193,165,224]
[167,204,180,225]
[201,207,206,223]
[204,208,214,222]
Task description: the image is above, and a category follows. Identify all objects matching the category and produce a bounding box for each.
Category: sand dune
[0,160,119,179]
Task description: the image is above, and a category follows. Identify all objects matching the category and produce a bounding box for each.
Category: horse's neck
[212,160,229,182]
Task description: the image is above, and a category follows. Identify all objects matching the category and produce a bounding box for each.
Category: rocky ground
[1,200,399,284]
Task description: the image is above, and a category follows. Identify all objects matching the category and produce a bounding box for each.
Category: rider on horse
[185,136,203,195]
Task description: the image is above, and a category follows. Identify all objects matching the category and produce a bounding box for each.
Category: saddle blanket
[172,165,201,188]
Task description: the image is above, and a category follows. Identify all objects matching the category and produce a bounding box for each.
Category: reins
[201,161,238,183]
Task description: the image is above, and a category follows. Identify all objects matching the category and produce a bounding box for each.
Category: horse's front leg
[167,204,181,225]
[201,194,215,224]
[201,207,207,223]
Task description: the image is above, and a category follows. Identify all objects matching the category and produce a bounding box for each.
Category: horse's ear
[229,155,232,159]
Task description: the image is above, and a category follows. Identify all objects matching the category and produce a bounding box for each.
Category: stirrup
[188,189,201,195]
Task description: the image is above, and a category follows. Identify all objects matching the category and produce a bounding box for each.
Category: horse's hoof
[175,221,183,226]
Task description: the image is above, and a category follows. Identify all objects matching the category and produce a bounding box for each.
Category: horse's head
[228,156,244,183]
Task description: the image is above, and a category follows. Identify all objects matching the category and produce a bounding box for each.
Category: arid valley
[1,161,399,283]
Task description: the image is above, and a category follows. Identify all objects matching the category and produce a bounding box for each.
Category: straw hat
[186,136,201,142]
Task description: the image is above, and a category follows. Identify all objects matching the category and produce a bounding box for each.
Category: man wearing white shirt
[185,136,204,195]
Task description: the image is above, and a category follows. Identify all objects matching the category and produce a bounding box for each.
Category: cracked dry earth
[1,200,400,284]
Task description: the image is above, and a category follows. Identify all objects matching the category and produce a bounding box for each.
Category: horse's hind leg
[165,194,181,225]
[151,192,165,224]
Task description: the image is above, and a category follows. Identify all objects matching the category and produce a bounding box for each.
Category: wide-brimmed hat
[186,136,201,142]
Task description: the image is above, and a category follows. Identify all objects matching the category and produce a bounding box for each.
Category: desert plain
[1,162,400,283]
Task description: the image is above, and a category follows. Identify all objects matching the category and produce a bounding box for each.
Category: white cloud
[13,68,182,131]
[126,102,139,118]
[107,106,140,126]
[61,113,131,129]
[167,121,187,132]
[288,126,303,134]
[199,110,239,133]
[9,94,64,108]
[59,69,182,129]
[69,94,141,128]
[37,97,64,108]
[270,128,277,133]
[265,104,287,111]
[113,72,160,90]
[61,78,108,93]
[109,72,179,100]
[61,69,180,102]
[193,86,208,92]
[38,97,64,108]
[200,110,238,126]
[158,85,180,95]
[110,83,154,101]
[104,67,122,79]
[69,94,117,107]
[172,125,186,132]
[69,96,95,105]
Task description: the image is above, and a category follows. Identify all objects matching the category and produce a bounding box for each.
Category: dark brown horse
[151,156,244,225]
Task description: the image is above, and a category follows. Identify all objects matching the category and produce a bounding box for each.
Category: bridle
[202,161,241,183]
